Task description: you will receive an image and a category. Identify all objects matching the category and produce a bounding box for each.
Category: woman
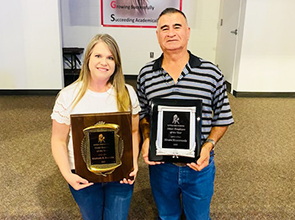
[51,34,140,220]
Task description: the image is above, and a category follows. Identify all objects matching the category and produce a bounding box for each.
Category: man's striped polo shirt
[137,51,234,142]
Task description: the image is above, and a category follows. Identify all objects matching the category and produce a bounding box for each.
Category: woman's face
[88,41,116,83]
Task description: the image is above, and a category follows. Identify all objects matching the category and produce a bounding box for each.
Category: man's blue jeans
[149,157,215,220]
[69,181,134,220]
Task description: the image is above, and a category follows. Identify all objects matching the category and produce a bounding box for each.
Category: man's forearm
[204,126,228,151]
[139,117,150,140]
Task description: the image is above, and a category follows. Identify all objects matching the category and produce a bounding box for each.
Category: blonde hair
[71,34,130,111]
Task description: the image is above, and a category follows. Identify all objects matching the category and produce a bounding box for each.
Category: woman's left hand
[120,165,138,185]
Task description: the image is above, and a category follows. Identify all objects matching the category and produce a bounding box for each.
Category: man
[137,8,234,220]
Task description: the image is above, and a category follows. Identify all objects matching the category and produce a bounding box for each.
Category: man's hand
[142,138,164,165]
[187,143,212,171]
[188,126,228,171]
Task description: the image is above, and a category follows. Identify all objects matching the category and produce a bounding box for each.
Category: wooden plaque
[71,112,133,182]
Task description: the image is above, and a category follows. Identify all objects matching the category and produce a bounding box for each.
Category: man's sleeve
[136,72,150,121]
[212,76,234,126]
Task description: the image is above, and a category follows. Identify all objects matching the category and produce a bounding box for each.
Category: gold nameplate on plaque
[81,123,123,176]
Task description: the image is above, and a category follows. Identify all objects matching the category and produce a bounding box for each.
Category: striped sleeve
[137,63,154,120]
[212,75,234,126]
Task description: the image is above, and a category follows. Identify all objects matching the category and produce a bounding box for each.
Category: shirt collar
[152,50,202,71]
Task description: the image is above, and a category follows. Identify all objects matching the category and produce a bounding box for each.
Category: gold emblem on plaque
[81,122,124,176]
[98,134,105,143]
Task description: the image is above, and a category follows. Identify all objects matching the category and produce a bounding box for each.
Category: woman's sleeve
[51,91,71,125]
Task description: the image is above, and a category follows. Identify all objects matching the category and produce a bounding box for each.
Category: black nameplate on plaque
[149,99,202,163]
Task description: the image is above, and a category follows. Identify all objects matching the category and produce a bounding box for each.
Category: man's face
[156,12,190,52]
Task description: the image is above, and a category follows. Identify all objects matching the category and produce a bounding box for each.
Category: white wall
[0,0,63,90]
[235,0,295,92]
[61,0,221,75]
[186,1,220,63]
[2,0,294,93]
[0,0,222,90]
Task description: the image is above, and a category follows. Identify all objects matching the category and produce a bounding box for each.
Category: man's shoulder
[188,51,218,69]
[138,58,159,79]
[140,60,155,71]
[190,56,223,78]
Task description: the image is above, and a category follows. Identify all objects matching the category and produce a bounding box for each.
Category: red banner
[101,0,182,28]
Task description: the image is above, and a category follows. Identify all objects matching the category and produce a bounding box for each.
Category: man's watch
[205,138,216,151]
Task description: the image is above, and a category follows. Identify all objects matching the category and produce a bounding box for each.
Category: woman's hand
[65,173,94,190]
[120,164,138,185]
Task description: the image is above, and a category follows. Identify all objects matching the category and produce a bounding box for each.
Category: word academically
[110,14,157,23]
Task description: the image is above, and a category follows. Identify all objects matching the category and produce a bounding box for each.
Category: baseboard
[0,90,60,96]
[124,75,137,80]
[2,88,293,98]
[0,77,138,96]
[225,81,231,93]
[124,75,137,90]
[233,91,295,98]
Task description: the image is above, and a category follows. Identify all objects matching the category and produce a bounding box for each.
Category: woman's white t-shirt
[51,82,141,169]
